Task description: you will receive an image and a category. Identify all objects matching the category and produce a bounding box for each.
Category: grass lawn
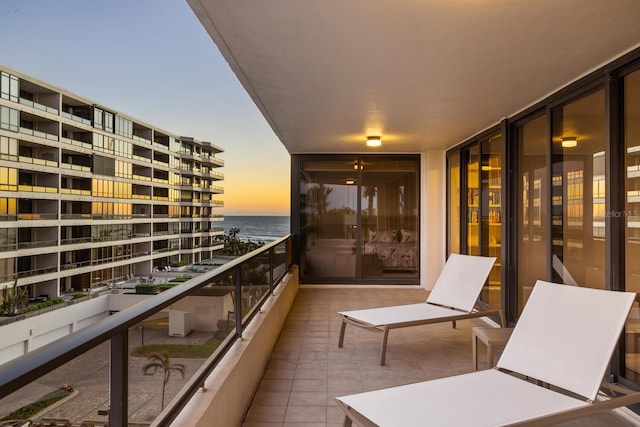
[131,336,224,358]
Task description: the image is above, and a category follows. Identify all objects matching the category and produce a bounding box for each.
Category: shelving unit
[485,154,502,290]
[464,137,503,310]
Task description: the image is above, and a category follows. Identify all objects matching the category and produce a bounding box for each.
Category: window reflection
[517,115,548,312]
[551,89,605,289]
[625,69,640,383]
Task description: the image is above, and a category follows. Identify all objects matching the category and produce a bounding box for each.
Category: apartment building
[0,66,224,301]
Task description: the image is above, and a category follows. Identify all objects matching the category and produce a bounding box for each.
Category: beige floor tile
[242,286,639,426]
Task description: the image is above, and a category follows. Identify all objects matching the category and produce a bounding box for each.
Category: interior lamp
[366,136,382,147]
[562,137,578,148]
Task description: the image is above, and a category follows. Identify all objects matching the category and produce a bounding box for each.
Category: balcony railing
[19,97,59,115]
[18,213,57,220]
[0,235,292,426]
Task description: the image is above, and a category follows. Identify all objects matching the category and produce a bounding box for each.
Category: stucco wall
[0,294,152,365]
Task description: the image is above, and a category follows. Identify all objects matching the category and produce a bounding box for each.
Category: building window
[1,71,19,102]
[0,105,19,132]
[0,136,18,160]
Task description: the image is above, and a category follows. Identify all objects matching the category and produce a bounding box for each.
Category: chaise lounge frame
[337,253,502,365]
[336,280,640,426]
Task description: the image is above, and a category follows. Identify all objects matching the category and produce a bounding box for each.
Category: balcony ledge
[167,265,299,427]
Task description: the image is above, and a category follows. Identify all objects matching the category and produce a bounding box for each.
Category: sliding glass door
[298,155,419,283]
[458,134,504,310]
[624,69,640,383]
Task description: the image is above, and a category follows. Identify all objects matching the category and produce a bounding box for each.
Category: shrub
[0,386,73,421]
[72,292,86,299]
[135,284,157,295]
[24,298,63,313]
[171,260,188,267]
[168,276,190,283]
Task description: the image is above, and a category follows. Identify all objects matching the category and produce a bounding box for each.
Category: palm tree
[307,183,333,218]
[142,351,186,410]
[228,227,241,255]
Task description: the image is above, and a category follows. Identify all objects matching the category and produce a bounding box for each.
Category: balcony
[0,238,637,426]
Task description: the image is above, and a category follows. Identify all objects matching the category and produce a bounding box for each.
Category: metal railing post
[269,248,275,294]
[109,330,128,425]
[235,268,243,338]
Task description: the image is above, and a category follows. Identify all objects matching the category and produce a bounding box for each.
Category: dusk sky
[0,0,291,216]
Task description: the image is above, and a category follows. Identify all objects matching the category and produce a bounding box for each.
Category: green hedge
[135,284,157,295]
[0,386,74,421]
[25,298,63,313]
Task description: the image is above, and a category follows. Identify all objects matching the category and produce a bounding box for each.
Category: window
[0,105,18,132]
[1,71,19,102]
[0,167,18,191]
[93,107,103,129]
[104,111,114,133]
[0,136,18,160]
[115,116,132,138]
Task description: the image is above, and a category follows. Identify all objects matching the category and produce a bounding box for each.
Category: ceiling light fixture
[562,137,578,148]
[366,136,381,147]
[346,179,356,185]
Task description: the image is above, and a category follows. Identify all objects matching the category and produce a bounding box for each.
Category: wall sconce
[562,137,578,148]
[354,161,364,170]
[346,179,356,185]
[366,136,381,147]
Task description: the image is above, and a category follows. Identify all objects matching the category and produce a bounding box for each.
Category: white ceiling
[187,0,640,154]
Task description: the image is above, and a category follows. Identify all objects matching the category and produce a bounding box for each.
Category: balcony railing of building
[19,97,59,115]
[60,111,92,126]
[0,234,292,426]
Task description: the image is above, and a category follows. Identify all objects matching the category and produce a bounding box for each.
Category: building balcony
[1,259,636,426]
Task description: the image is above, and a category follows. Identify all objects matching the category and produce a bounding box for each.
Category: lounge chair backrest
[426,254,496,312]
[496,280,636,401]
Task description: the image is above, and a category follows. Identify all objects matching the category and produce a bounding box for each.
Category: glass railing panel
[0,243,17,252]
[61,237,92,245]
[17,185,59,194]
[60,188,91,196]
[17,213,58,220]
[16,265,57,278]
[0,236,292,426]
[60,213,91,220]
[17,240,58,250]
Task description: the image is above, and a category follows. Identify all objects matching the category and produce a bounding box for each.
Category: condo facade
[0,65,224,301]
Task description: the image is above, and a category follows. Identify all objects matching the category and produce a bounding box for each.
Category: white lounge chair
[336,280,640,427]
[338,253,500,365]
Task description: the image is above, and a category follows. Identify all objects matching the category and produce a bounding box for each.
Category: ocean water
[220,216,290,243]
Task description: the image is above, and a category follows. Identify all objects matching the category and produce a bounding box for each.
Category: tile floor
[242,286,640,427]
